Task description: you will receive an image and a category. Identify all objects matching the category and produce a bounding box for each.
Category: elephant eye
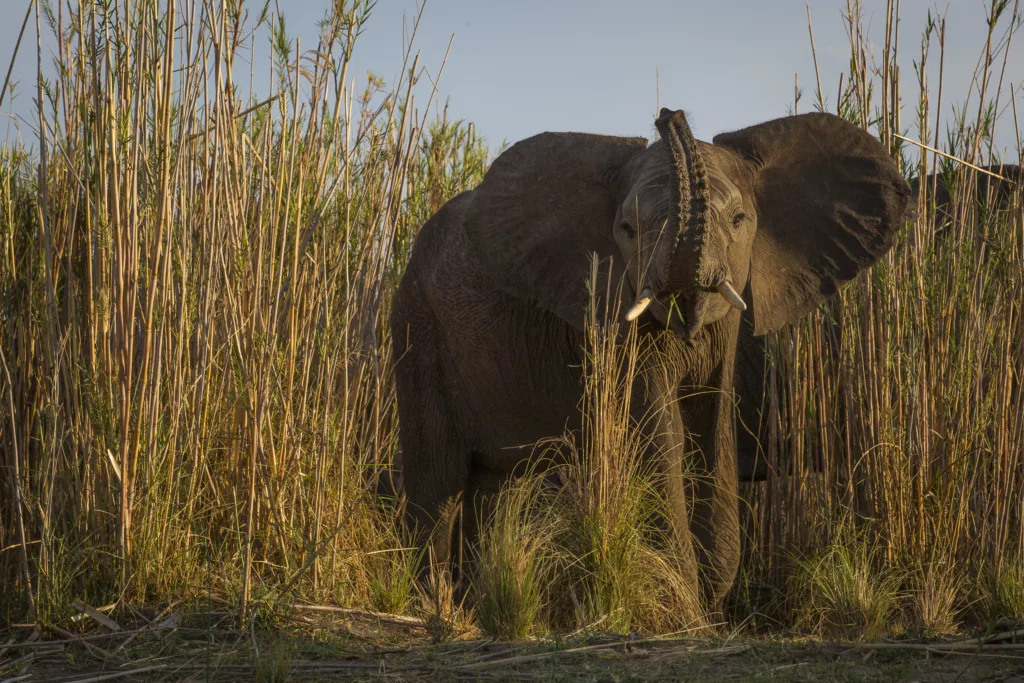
[619,221,636,239]
[732,212,747,229]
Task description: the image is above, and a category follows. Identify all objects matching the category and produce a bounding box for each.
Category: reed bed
[738,0,1024,636]
[1,0,487,625]
[1,0,1021,642]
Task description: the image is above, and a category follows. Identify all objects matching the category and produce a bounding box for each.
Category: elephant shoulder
[459,132,648,329]
[401,189,500,318]
[407,190,477,270]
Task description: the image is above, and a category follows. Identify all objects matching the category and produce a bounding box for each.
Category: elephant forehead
[708,172,743,208]
[700,142,746,206]
[622,181,671,219]
[623,148,744,220]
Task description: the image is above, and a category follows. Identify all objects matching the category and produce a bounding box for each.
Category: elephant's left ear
[714,113,910,335]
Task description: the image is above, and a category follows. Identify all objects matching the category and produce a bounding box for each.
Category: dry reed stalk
[0,0,486,624]
[739,0,1023,635]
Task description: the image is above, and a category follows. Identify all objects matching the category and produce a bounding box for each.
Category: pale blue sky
[2,0,1021,161]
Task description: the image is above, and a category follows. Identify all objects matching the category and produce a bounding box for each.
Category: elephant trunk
[655,108,711,294]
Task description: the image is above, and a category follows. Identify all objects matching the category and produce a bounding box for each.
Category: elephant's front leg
[633,370,703,595]
[681,390,739,617]
[678,346,741,616]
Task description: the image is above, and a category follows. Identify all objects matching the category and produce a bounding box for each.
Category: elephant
[390,108,910,611]
[733,163,1021,484]
[914,163,1021,223]
[914,163,1021,244]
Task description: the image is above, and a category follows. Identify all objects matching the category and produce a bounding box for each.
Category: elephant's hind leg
[392,285,471,577]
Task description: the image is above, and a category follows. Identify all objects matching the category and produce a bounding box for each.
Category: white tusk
[716,281,747,312]
[626,287,654,321]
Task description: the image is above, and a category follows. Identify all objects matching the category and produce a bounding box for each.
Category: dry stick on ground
[113,600,183,653]
[62,665,170,683]
[56,657,445,683]
[850,629,1024,653]
[957,628,1024,646]
[455,639,748,672]
[48,624,121,664]
[293,604,426,627]
[0,653,38,677]
[71,600,123,632]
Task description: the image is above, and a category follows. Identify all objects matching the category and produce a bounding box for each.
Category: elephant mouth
[645,295,690,336]
[626,281,746,340]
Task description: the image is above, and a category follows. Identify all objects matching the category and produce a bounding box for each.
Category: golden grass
[738,0,1023,635]
[793,537,903,640]
[473,471,560,639]
[0,0,486,625]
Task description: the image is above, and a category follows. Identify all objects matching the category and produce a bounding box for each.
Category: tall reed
[741,0,1023,634]
[0,0,486,623]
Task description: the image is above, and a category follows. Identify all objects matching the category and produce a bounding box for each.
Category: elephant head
[614,110,750,340]
[463,109,910,344]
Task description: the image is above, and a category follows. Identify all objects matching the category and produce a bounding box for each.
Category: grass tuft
[542,268,706,635]
[909,556,963,636]
[474,472,561,639]
[255,640,293,683]
[421,560,474,643]
[794,541,902,641]
[981,555,1024,623]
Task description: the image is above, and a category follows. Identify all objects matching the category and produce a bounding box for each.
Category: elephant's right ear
[464,132,648,330]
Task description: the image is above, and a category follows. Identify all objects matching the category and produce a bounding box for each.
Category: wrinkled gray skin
[391,110,909,612]
[734,164,1021,483]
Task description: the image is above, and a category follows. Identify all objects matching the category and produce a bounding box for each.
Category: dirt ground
[3,607,1024,682]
